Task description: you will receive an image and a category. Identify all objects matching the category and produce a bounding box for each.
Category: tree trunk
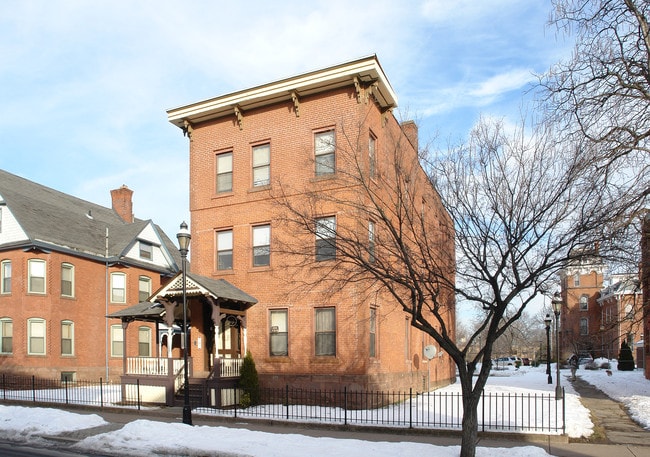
[460,393,480,457]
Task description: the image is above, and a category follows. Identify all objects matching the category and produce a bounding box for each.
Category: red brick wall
[186,85,456,391]
[0,249,166,381]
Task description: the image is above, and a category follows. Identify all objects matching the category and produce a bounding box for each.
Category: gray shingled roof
[0,168,181,272]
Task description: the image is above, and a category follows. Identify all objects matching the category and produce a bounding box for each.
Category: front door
[218,315,241,358]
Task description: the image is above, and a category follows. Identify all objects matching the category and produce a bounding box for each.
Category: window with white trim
[138,326,151,357]
[369,307,377,358]
[0,260,10,294]
[579,294,588,311]
[28,318,46,355]
[138,276,152,302]
[315,130,335,176]
[0,318,12,354]
[252,143,271,187]
[269,309,288,356]
[217,230,233,270]
[61,263,74,297]
[315,216,336,261]
[368,221,376,263]
[369,133,376,177]
[111,325,124,357]
[315,307,336,356]
[111,272,126,303]
[61,320,74,356]
[139,241,153,260]
[28,259,46,294]
[252,225,270,267]
[216,152,233,193]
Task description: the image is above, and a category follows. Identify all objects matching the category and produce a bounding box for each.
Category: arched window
[0,318,12,354]
[61,263,74,298]
[61,320,74,356]
[138,326,151,357]
[27,318,46,355]
[579,295,588,311]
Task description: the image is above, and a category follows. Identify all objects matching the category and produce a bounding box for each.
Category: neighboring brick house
[0,169,181,381]
[642,213,650,379]
[559,247,643,362]
[166,55,456,393]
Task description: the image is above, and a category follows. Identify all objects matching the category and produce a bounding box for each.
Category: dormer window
[139,241,153,260]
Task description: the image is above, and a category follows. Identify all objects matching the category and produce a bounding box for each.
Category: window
[28,259,46,294]
[216,152,233,193]
[217,230,233,270]
[28,318,46,355]
[61,321,74,356]
[252,143,270,187]
[369,133,376,177]
[0,318,12,354]
[0,207,2,233]
[138,326,151,357]
[61,263,74,297]
[138,276,152,302]
[315,216,336,261]
[252,225,270,267]
[1,260,10,294]
[625,304,634,320]
[111,272,126,303]
[139,241,153,260]
[111,325,124,357]
[580,318,588,336]
[315,307,336,356]
[579,295,588,311]
[573,273,580,287]
[368,221,376,263]
[315,130,335,175]
[369,307,377,358]
[269,309,288,356]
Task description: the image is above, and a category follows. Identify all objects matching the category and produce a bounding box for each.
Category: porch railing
[126,357,185,376]
[217,358,244,378]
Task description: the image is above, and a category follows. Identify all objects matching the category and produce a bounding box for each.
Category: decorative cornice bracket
[234,105,244,130]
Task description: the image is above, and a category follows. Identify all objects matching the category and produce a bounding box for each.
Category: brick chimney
[401,120,418,152]
[111,185,134,223]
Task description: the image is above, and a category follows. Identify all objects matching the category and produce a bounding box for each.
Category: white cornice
[166,55,397,128]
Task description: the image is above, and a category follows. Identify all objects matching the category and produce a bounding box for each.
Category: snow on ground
[0,362,646,457]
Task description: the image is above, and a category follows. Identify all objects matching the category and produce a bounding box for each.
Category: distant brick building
[642,214,650,379]
[0,169,181,381]
[167,55,456,392]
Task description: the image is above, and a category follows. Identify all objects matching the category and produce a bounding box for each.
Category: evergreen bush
[617,341,635,371]
[238,351,260,406]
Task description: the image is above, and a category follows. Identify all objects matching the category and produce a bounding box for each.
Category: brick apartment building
[166,55,456,393]
[558,247,643,363]
[0,169,181,381]
[642,213,650,379]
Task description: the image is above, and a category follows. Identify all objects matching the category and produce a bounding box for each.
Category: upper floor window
[369,307,377,358]
[139,241,153,260]
[252,225,271,267]
[252,143,271,187]
[315,130,335,176]
[28,259,46,294]
[369,133,376,177]
[139,276,152,302]
[27,318,46,355]
[111,272,126,303]
[0,260,10,294]
[368,221,376,263]
[269,309,288,356]
[573,273,580,287]
[315,216,336,261]
[61,320,74,356]
[579,294,588,311]
[138,326,151,357]
[217,230,233,270]
[0,318,12,354]
[61,263,74,298]
[579,317,588,335]
[110,325,123,357]
[216,152,233,193]
[315,307,336,356]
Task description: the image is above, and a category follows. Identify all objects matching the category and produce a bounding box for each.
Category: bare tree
[542,0,650,204]
[272,112,627,457]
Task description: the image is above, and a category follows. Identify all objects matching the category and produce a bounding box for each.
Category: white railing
[126,357,185,376]
[219,358,243,378]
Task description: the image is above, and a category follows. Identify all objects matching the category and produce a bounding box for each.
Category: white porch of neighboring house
[107,272,257,407]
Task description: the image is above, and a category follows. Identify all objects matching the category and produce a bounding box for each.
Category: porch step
[175,379,204,407]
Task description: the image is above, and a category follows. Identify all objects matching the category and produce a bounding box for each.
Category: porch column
[167,327,173,359]
[121,320,130,375]
[210,301,221,361]
[240,316,247,356]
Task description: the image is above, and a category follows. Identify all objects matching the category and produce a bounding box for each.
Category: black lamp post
[552,293,563,399]
[177,221,192,426]
[545,314,552,385]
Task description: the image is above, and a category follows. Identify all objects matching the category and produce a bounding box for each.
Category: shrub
[238,351,260,406]
[617,341,635,371]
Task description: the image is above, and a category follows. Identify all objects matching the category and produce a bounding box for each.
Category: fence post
[2,374,4,401]
[344,387,347,425]
[285,385,289,420]
[409,388,413,429]
[137,379,141,410]
[562,387,566,435]
[100,378,104,408]
[64,378,69,405]
[32,375,36,403]
[481,390,485,432]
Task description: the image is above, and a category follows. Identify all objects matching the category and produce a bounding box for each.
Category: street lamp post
[177,221,192,426]
[552,294,563,400]
[544,314,552,385]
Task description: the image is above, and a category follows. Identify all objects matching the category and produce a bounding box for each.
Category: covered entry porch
[108,272,257,406]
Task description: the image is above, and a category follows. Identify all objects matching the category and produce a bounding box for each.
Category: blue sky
[0,0,571,243]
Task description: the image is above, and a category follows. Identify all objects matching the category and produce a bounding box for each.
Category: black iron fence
[0,374,566,435]
[197,386,566,434]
